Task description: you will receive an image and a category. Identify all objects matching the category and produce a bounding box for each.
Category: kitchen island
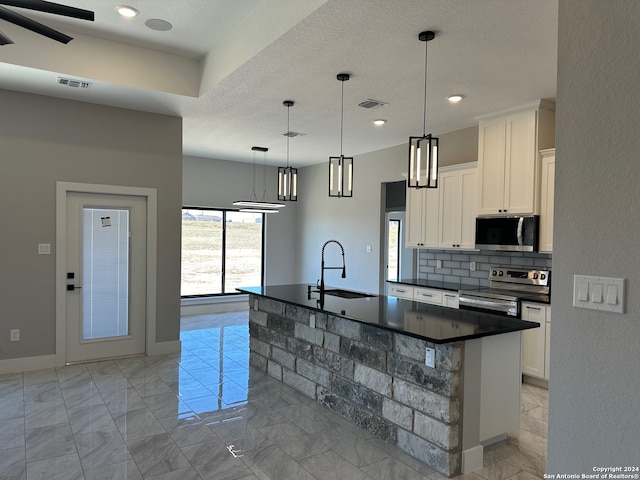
[237,284,539,477]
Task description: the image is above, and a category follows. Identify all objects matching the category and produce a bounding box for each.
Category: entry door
[65,192,147,363]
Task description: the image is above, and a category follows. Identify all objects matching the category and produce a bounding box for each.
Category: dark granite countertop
[237,284,539,344]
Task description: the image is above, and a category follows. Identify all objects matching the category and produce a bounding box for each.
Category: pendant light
[278,100,298,201]
[329,73,353,197]
[408,31,439,189]
[233,147,284,213]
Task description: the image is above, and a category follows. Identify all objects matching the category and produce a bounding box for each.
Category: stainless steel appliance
[475,215,539,252]
[459,266,550,317]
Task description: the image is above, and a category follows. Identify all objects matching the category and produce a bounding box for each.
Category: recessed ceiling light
[372,119,387,126]
[116,6,139,17]
[447,94,465,103]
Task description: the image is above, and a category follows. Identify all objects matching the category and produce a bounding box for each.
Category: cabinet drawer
[388,284,414,300]
[414,288,443,305]
[443,292,460,309]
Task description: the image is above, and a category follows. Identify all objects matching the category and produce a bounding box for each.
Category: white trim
[180,294,249,316]
[0,355,57,375]
[474,98,556,121]
[56,182,158,366]
[148,340,181,356]
[462,445,484,474]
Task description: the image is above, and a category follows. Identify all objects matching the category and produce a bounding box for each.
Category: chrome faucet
[319,239,346,294]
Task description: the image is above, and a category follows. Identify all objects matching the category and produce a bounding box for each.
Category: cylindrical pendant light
[278,100,298,201]
[329,73,353,197]
[408,31,439,189]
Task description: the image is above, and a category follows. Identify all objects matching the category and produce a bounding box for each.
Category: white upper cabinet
[438,165,477,249]
[477,101,555,216]
[405,163,477,250]
[405,184,438,248]
[539,148,556,253]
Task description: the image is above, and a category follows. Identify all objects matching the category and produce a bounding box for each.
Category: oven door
[458,291,520,317]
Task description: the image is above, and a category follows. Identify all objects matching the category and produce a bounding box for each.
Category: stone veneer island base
[243,288,530,477]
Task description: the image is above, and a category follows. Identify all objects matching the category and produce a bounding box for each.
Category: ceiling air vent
[58,77,92,89]
[283,131,305,138]
[357,99,387,109]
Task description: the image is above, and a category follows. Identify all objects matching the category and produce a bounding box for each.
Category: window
[181,208,264,296]
[387,219,400,281]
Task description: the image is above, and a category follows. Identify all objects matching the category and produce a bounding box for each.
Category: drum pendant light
[278,100,298,201]
[329,73,353,197]
[408,31,439,189]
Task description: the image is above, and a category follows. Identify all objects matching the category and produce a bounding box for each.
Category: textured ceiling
[0,0,558,167]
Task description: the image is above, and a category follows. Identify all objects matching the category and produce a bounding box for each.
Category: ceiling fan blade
[0,0,94,21]
[0,5,72,43]
[0,29,14,44]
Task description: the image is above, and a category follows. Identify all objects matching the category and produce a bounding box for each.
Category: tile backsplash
[417,249,552,287]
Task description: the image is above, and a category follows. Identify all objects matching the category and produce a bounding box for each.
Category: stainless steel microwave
[475,215,539,252]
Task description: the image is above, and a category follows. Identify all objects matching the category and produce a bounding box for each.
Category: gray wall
[182,155,298,286]
[296,144,406,293]
[0,89,183,360]
[548,0,640,471]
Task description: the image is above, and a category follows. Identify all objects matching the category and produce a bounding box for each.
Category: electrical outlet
[253,299,258,310]
[309,314,316,329]
[10,329,20,342]
[436,260,442,269]
[470,261,476,271]
[425,347,435,368]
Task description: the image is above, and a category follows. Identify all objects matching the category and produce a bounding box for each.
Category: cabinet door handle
[396,289,406,293]
[525,306,541,311]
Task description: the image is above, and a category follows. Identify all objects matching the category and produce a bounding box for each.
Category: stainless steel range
[459,266,550,317]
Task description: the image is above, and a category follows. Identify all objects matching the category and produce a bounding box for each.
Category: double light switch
[573,275,625,313]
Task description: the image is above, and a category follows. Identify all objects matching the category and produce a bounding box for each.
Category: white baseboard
[0,342,181,374]
[462,445,484,473]
[0,354,57,374]
[181,295,249,316]
[148,340,181,356]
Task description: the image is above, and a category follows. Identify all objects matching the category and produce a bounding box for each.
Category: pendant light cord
[422,37,428,137]
[250,150,258,201]
[286,104,291,167]
[340,79,345,157]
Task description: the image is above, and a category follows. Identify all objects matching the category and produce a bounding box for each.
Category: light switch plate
[38,243,51,255]
[309,314,316,329]
[425,347,435,368]
[573,275,625,313]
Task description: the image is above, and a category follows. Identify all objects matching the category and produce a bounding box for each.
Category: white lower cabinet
[521,302,550,380]
[414,287,443,305]
[387,284,414,300]
[443,292,460,309]
[387,284,459,309]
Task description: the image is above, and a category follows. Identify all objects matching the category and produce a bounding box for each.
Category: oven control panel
[489,267,550,287]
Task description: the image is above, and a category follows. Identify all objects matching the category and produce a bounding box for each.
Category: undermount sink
[318,289,377,299]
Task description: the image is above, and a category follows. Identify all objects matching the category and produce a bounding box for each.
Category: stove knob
[492,270,497,276]
[533,273,539,279]
[541,274,546,280]
[498,271,503,276]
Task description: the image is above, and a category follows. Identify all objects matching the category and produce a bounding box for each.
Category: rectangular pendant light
[408,31,440,189]
[329,155,353,197]
[278,166,298,201]
[408,134,439,188]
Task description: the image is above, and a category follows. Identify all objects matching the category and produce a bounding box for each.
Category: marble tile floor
[0,311,548,480]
